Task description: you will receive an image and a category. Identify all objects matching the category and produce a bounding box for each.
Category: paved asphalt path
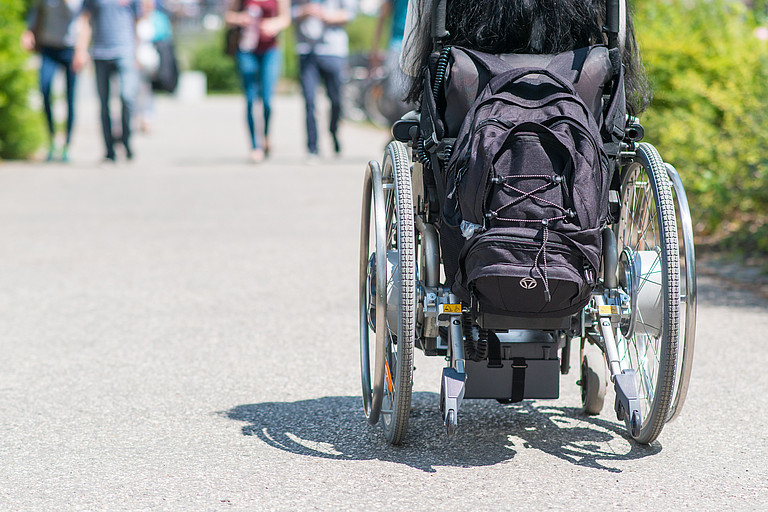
[1,92,766,511]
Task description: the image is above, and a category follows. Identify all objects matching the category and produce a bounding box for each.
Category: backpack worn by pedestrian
[420,46,625,318]
[224,0,246,56]
[151,40,179,93]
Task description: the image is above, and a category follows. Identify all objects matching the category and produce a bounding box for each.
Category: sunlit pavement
[0,90,766,511]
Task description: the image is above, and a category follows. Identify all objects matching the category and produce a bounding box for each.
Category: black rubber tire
[379,141,415,445]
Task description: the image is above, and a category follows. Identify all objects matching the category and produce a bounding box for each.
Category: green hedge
[188,36,241,93]
[636,0,768,251]
[0,0,45,160]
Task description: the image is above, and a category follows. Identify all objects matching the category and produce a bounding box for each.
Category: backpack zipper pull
[448,158,469,199]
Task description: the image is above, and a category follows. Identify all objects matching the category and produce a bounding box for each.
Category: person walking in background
[21,0,83,163]
[136,0,174,134]
[73,0,142,164]
[368,0,410,124]
[370,0,407,66]
[225,0,291,163]
[291,0,355,160]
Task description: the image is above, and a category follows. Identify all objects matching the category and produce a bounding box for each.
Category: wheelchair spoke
[637,253,663,287]
[639,205,659,250]
[381,294,404,425]
[634,185,656,251]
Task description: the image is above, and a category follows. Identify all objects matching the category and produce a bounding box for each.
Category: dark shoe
[331,133,341,155]
[123,141,133,161]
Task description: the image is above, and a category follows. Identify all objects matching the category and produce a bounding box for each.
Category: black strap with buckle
[487,332,503,368]
[511,358,528,402]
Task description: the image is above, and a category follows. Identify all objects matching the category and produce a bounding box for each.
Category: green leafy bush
[0,0,45,160]
[347,14,379,53]
[188,35,241,93]
[635,0,768,251]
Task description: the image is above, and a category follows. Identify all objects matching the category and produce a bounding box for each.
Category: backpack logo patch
[519,277,538,290]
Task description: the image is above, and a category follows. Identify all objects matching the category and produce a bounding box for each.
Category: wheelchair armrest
[392,110,420,143]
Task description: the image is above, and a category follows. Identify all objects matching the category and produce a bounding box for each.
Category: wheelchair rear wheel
[615,142,680,444]
[359,141,415,444]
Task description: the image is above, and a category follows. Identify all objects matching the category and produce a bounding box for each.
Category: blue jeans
[236,48,281,150]
[298,53,345,154]
[39,46,77,146]
[94,57,139,158]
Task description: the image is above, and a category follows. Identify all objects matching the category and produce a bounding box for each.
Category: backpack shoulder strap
[601,48,627,145]
[420,66,446,145]
[443,47,486,136]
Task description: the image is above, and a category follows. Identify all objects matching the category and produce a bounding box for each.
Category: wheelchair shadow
[221,393,660,473]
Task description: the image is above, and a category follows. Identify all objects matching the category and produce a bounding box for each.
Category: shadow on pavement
[221,393,660,473]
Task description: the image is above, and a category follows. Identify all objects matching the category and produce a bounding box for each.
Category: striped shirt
[291,0,356,57]
[82,0,142,60]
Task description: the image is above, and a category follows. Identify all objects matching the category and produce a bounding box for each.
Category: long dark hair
[402,0,651,114]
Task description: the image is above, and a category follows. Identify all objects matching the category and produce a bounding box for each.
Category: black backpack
[423,46,623,318]
[151,40,179,94]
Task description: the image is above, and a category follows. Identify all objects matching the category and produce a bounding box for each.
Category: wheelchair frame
[359,0,696,445]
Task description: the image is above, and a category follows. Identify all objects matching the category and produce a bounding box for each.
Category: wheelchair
[358,0,696,445]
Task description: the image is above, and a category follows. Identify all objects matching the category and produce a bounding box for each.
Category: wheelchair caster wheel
[445,409,457,436]
[630,410,642,438]
[580,342,607,415]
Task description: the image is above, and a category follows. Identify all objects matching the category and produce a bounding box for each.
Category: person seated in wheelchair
[397,0,651,319]
[361,0,694,446]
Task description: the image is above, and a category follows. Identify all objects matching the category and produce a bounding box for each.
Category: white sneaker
[305,153,321,166]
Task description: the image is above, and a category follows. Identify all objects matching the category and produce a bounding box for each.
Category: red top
[243,0,279,53]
